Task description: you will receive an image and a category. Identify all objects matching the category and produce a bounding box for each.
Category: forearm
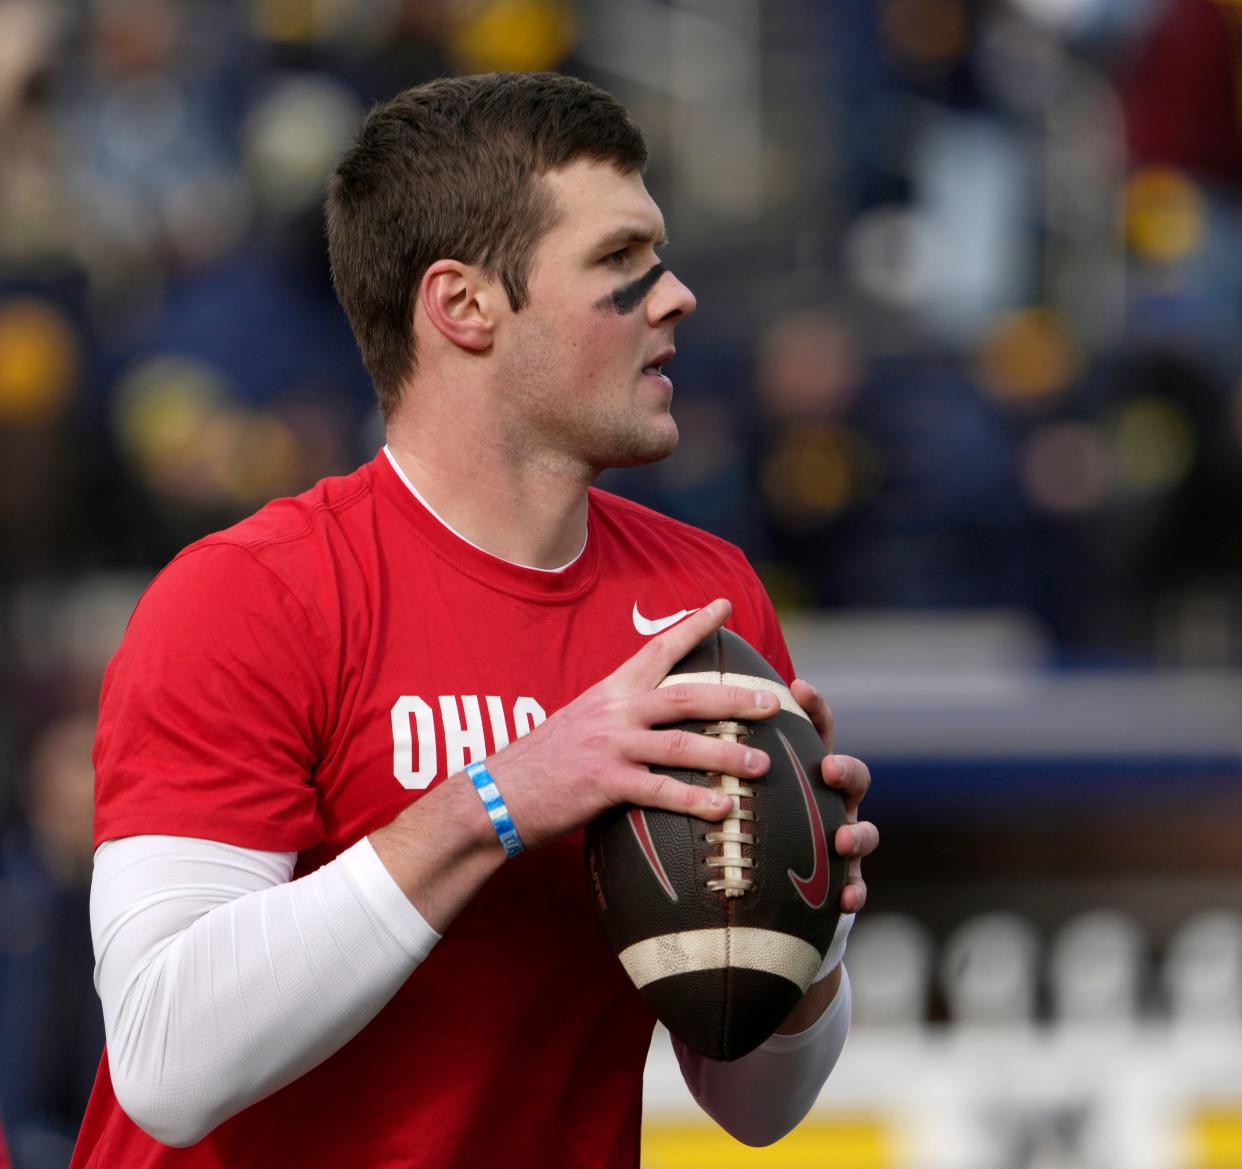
[369,768,508,931]
[776,908,854,1034]
[674,965,853,1147]
[92,835,439,1147]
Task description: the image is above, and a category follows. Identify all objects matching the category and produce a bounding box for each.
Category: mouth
[641,347,676,383]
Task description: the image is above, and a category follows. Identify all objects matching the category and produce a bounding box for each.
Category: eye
[602,248,629,266]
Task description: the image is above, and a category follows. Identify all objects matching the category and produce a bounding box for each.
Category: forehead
[538,158,665,253]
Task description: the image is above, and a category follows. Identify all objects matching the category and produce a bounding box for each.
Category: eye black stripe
[596,263,667,315]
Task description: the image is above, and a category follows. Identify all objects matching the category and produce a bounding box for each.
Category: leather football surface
[585,628,846,1060]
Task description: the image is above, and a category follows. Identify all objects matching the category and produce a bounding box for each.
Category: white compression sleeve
[91,834,440,1147]
[672,966,852,1147]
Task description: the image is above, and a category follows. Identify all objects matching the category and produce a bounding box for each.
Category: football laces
[701,720,756,897]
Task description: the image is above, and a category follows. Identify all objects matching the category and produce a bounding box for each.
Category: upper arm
[92,835,297,1145]
[95,543,331,853]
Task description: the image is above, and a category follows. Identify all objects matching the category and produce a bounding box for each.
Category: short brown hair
[326,72,648,418]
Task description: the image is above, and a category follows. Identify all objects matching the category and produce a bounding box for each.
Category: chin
[605,419,679,469]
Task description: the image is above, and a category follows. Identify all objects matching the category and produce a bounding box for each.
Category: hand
[789,679,878,914]
[488,598,784,850]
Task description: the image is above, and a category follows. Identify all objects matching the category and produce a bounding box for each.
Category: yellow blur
[1189,1108,1242,1169]
[643,1117,893,1169]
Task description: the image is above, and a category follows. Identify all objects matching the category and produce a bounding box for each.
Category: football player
[73,73,878,1167]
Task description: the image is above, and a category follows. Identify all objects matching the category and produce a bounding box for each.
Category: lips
[642,347,676,377]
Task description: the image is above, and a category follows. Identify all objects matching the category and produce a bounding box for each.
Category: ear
[418,260,496,354]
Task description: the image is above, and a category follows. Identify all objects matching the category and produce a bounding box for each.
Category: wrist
[815,912,855,983]
[776,962,842,1035]
[465,761,525,858]
[369,771,507,932]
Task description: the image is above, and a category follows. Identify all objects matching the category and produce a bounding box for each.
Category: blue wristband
[465,761,525,859]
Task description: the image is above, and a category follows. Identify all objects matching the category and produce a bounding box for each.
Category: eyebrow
[592,226,669,253]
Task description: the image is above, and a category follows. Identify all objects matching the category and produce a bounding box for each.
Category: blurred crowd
[2,0,1241,1164]
[612,0,1242,666]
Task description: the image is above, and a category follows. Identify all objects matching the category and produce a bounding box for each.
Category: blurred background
[0,0,1240,1166]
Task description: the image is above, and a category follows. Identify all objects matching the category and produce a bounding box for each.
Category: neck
[384,427,592,570]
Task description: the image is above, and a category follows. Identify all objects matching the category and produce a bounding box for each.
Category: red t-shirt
[73,449,794,1169]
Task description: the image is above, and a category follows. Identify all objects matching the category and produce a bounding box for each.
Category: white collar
[382,445,587,574]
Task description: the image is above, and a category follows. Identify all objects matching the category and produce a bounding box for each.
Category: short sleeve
[94,542,331,853]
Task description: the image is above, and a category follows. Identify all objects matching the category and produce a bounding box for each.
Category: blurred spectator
[0,711,103,1169]
[748,306,879,609]
[1088,347,1242,661]
[1121,0,1242,188]
[747,304,1034,614]
[0,3,73,278]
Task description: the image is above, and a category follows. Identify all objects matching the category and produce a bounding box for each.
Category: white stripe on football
[618,927,822,990]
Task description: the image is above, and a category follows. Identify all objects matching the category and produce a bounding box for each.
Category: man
[72,73,878,1167]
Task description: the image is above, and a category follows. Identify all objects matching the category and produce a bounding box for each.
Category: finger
[617,598,731,688]
[625,728,769,781]
[822,753,871,812]
[631,682,781,728]
[840,869,868,914]
[630,768,735,821]
[834,819,879,859]
[790,678,834,751]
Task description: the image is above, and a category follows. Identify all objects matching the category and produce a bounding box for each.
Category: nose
[648,268,697,325]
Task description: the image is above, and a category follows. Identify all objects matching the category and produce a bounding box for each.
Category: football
[585,627,847,1060]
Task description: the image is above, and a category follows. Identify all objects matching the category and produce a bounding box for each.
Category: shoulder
[587,488,751,568]
[191,459,378,562]
[127,459,383,654]
[588,488,791,678]
[160,459,381,599]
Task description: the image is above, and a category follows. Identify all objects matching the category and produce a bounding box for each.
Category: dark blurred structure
[0,711,101,1169]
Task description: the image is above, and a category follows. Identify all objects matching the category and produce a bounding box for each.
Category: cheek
[515,305,638,397]
[557,316,632,388]
[589,316,641,374]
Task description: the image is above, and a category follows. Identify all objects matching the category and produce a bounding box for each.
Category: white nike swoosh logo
[632,603,699,636]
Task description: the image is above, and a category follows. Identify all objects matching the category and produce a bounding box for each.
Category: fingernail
[754,691,777,710]
[742,750,755,770]
[832,755,849,778]
[711,792,731,809]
